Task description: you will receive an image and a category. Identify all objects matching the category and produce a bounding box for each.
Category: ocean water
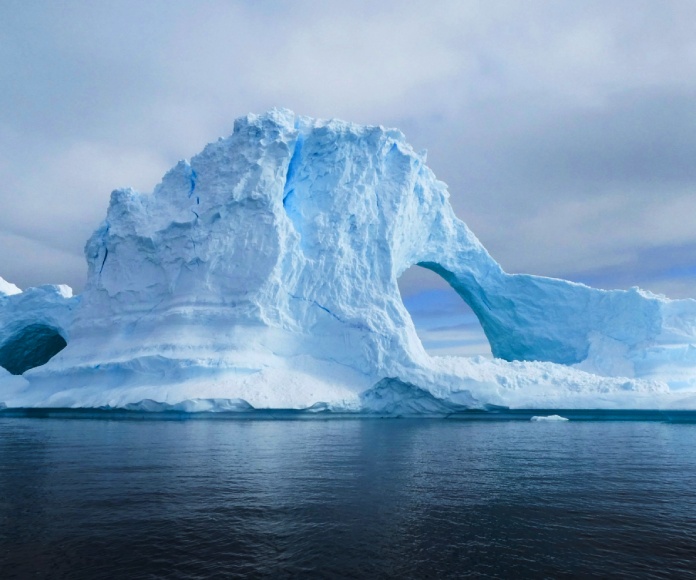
[2,414,696,578]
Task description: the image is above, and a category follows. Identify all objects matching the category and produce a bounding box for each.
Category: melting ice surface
[4,109,696,413]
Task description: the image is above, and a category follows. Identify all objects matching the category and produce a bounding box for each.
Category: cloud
[2,0,696,304]
[0,230,84,290]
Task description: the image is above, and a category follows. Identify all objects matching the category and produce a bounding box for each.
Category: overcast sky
[3,0,696,313]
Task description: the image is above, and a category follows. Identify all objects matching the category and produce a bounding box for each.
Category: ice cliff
[2,109,696,412]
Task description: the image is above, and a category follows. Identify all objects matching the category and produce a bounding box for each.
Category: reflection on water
[1,418,696,578]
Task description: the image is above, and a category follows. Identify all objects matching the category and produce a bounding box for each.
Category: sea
[2,410,696,578]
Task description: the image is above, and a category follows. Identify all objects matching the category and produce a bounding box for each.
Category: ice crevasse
[2,109,696,413]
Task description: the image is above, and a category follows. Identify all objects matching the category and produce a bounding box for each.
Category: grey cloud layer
[1,0,696,298]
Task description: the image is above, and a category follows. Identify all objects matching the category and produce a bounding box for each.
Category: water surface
[2,416,696,578]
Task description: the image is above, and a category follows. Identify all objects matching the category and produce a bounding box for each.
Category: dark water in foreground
[2,414,696,578]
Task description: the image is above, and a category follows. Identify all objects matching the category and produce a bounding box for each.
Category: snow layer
[3,109,696,412]
[0,277,21,296]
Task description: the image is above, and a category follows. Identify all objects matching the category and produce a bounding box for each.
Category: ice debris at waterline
[531,415,570,422]
[3,110,696,413]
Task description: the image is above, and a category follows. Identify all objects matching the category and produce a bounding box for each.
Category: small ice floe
[531,414,569,422]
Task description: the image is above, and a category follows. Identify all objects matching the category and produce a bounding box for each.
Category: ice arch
[7,109,696,411]
[0,324,67,375]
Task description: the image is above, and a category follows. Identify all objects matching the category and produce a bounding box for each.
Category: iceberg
[2,109,696,412]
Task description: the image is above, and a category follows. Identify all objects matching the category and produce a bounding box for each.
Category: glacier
[3,109,696,413]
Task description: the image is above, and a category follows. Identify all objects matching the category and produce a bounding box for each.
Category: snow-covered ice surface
[0,277,21,296]
[3,109,696,413]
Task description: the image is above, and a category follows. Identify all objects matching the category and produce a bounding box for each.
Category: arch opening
[398,265,492,358]
[0,324,67,375]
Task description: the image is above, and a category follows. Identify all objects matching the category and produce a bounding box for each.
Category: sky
[2,1,696,355]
